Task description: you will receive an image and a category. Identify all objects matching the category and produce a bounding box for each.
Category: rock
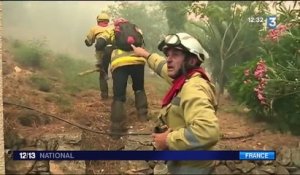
[147,160,156,169]
[14,66,22,73]
[235,161,256,173]
[277,146,292,166]
[41,133,85,174]
[262,160,274,165]
[234,160,241,164]
[263,145,274,151]
[6,159,36,174]
[231,169,242,175]
[213,165,232,174]
[220,160,226,164]
[251,168,269,175]
[291,169,300,175]
[262,145,275,165]
[153,162,168,175]
[50,160,86,175]
[41,132,82,146]
[130,161,152,174]
[225,160,236,171]
[18,112,51,127]
[260,165,276,174]
[291,148,300,168]
[28,139,57,174]
[4,129,26,150]
[214,160,221,166]
[286,166,299,173]
[275,166,290,175]
[139,145,154,151]
[125,135,152,151]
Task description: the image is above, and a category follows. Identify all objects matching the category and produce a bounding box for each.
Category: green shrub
[48,54,99,93]
[30,75,52,92]
[12,39,48,69]
[44,94,73,113]
[12,40,22,48]
[228,20,300,135]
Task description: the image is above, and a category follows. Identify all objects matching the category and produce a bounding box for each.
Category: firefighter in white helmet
[84,12,114,99]
[131,32,219,174]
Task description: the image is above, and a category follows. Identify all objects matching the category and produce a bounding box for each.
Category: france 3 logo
[267,16,277,29]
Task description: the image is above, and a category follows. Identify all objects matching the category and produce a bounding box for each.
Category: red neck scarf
[161,67,210,107]
[98,21,109,27]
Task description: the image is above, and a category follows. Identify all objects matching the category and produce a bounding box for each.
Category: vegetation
[187,1,269,101]
[228,2,300,134]
[160,1,193,33]
[29,75,52,92]
[11,39,49,69]
[44,94,72,113]
[10,39,99,94]
[5,1,300,135]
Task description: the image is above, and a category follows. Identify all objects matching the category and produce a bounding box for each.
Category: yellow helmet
[97,12,109,22]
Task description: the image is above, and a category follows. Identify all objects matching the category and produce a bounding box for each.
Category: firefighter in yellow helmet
[131,33,219,174]
[108,18,148,139]
[84,12,114,99]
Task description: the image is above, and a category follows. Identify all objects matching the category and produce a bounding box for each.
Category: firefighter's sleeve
[166,79,220,150]
[85,28,95,46]
[147,53,173,84]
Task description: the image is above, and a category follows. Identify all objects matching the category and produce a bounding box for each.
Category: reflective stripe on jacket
[147,53,220,170]
[110,49,146,72]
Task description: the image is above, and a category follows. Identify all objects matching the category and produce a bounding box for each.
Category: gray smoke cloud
[3,1,116,60]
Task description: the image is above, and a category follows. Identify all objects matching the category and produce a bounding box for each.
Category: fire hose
[3,100,152,136]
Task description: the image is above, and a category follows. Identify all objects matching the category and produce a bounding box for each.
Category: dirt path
[217,96,300,150]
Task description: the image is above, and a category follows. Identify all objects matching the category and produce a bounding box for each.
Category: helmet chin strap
[173,62,188,79]
[172,53,195,79]
[181,55,194,79]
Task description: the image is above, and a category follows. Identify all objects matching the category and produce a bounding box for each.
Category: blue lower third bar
[239,151,275,160]
[13,150,240,160]
[13,151,276,161]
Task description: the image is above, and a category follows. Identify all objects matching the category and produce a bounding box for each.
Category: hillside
[2,39,300,174]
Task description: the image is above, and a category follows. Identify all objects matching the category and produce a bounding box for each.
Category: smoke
[3,1,115,60]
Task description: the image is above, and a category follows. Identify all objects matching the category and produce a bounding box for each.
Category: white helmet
[158,32,208,62]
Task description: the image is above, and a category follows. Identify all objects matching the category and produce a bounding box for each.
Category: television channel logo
[267,16,277,29]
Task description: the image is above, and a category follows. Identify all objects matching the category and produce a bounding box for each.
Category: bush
[228,20,300,134]
[44,94,72,112]
[30,75,52,92]
[47,54,99,93]
[12,39,48,69]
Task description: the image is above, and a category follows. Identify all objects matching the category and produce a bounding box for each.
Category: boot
[135,90,149,121]
[110,100,127,139]
[99,74,108,100]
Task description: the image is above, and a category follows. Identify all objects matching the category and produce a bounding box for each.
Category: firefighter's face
[165,48,185,79]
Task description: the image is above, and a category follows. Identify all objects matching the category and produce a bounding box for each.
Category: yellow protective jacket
[110,49,146,72]
[85,24,114,46]
[147,53,220,170]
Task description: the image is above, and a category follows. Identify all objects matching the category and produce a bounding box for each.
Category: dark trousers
[102,45,114,75]
[112,64,145,102]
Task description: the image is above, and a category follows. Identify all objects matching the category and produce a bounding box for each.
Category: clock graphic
[248,16,264,23]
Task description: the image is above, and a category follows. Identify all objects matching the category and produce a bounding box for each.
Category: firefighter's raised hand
[131,44,151,59]
[152,128,172,150]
